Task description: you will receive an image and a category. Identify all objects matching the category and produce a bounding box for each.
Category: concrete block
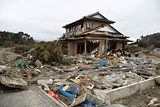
[86,92,104,104]
[139,78,155,91]
[108,86,130,101]
[0,76,28,89]
[129,83,140,95]
[93,89,107,99]
[94,77,157,103]
[37,79,53,85]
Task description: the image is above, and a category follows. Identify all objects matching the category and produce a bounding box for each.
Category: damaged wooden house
[60,12,131,55]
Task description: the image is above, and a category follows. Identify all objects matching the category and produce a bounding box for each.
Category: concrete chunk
[94,77,157,103]
[0,76,28,89]
[86,92,104,104]
[37,79,53,85]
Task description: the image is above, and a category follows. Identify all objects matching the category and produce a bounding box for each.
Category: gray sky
[0,0,160,41]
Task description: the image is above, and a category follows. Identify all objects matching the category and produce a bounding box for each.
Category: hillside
[136,32,160,48]
[0,31,34,47]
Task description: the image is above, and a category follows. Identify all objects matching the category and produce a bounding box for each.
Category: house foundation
[93,76,160,103]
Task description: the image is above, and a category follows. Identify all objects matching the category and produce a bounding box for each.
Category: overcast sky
[0,0,160,41]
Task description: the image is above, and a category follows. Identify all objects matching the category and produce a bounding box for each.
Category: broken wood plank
[70,78,80,84]
[71,95,77,106]
[71,93,86,106]
[62,85,70,91]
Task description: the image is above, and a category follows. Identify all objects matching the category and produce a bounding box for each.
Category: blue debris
[134,60,152,65]
[133,62,140,65]
[93,76,101,84]
[119,65,123,68]
[58,86,74,101]
[143,60,152,65]
[99,61,106,66]
[83,100,96,107]
[67,84,80,96]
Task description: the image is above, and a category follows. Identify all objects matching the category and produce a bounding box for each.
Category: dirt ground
[113,86,160,107]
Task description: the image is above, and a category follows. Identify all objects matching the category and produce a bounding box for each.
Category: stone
[0,76,28,89]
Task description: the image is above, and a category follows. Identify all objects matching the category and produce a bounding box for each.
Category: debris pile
[0,47,160,106]
[37,52,159,106]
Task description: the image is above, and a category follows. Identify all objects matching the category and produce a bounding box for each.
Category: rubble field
[0,47,160,107]
[114,86,160,107]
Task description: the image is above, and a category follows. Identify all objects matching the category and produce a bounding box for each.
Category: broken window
[72,26,76,32]
[77,25,82,32]
[108,41,117,51]
[87,40,99,53]
[87,22,92,29]
[69,28,71,33]
[77,42,84,54]
[66,29,70,33]
[81,23,83,29]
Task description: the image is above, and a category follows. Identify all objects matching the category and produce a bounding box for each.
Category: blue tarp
[99,61,106,66]
[58,86,74,101]
[66,84,80,96]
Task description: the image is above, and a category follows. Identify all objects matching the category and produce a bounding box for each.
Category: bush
[14,44,32,54]
[62,58,74,65]
[31,41,71,65]
[0,31,34,47]
[128,44,142,53]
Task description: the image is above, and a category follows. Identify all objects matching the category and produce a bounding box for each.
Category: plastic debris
[67,84,80,96]
[37,79,53,85]
[93,76,101,84]
[99,61,106,66]
[82,100,96,107]
[119,65,123,68]
[17,61,25,68]
[87,84,94,90]
[48,91,59,101]
[58,86,74,101]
